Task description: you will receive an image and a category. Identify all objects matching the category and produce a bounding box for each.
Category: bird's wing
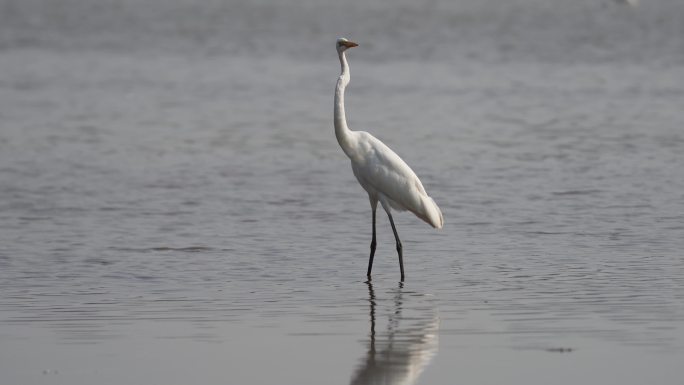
[353,132,443,228]
[356,132,427,206]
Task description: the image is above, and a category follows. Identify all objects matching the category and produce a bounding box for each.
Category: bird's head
[336,38,359,53]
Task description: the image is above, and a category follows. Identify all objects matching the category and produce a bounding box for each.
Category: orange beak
[341,41,359,48]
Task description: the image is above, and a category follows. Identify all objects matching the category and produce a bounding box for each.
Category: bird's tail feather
[416,196,444,229]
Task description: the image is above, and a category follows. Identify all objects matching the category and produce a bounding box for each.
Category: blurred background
[1,0,683,62]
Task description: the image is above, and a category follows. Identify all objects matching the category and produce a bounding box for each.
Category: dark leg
[387,213,404,281]
[367,208,377,278]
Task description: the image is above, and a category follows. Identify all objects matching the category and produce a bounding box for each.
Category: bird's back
[350,131,443,229]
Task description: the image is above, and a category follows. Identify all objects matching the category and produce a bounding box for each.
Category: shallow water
[1,0,684,384]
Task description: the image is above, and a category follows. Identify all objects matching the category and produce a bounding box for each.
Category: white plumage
[349,132,444,228]
[333,38,443,281]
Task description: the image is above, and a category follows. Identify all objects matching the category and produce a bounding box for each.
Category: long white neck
[334,50,355,157]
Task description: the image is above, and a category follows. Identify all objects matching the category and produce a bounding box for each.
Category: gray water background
[1,0,683,384]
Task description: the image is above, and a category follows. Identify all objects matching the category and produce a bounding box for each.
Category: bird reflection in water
[350,281,439,385]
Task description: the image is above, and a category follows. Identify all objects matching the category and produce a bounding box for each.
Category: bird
[333,38,443,281]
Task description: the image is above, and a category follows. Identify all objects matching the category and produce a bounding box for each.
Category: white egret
[334,38,443,281]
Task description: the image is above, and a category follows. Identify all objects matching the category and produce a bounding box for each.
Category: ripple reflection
[350,282,439,385]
